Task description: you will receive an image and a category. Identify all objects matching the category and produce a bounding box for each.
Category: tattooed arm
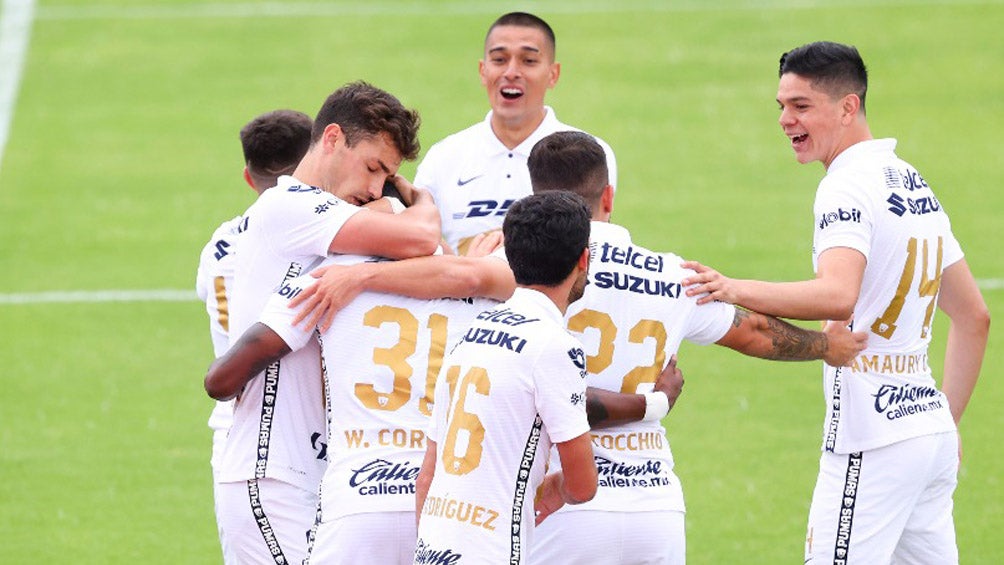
[714,308,866,367]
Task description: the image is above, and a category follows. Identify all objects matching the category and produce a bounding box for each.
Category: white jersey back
[260,253,496,521]
[229,175,360,340]
[416,288,591,565]
[220,175,360,492]
[196,216,241,435]
[812,139,962,453]
[414,107,617,254]
[557,221,735,514]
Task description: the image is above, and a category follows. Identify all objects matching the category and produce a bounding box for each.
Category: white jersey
[219,175,361,492]
[558,221,735,514]
[416,288,591,565]
[259,253,497,522]
[414,107,617,254]
[812,138,962,454]
[195,216,241,439]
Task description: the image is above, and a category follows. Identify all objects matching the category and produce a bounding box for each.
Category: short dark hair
[312,81,421,160]
[503,192,590,286]
[779,41,868,114]
[486,12,556,56]
[528,131,608,209]
[240,109,312,189]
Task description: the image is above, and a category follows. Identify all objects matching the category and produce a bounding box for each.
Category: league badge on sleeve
[567,347,587,378]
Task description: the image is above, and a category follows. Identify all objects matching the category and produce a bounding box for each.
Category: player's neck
[520,282,572,315]
[824,122,873,171]
[490,108,547,150]
[291,152,322,190]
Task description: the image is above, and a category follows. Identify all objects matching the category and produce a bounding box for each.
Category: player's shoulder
[212,215,244,239]
[591,223,683,264]
[423,120,488,158]
[547,111,615,153]
[198,216,243,262]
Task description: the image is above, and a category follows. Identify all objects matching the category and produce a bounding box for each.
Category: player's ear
[577,246,590,271]
[322,123,343,151]
[243,166,255,190]
[548,61,561,89]
[479,59,488,87]
[841,94,861,124]
[601,184,614,216]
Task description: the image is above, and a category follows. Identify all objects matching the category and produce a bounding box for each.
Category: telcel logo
[818,207,862,230]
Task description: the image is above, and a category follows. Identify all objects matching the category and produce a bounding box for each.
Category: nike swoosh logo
[457,174,484,187]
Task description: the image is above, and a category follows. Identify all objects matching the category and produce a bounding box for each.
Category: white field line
[0,289,196,304]
[0,0,35,176]
[0,280,1001,304]
[32,0,1004,20]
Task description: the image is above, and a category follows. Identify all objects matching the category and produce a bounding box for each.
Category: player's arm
[586,355,684,429]
[714,308,867,366]
[535,433,597,525]
[936,259,990,427]
[328,176,441,259]
[415,440,438,528]
[204,323,291,400]
[290,255,516,331]
[681,247,866,321]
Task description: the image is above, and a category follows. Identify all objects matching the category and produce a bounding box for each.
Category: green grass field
[1,1,1000,562]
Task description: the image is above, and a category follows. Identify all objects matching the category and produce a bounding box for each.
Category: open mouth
[790,133,808,147]
[500,87,523,100]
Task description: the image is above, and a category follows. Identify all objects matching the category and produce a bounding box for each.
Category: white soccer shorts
[529,509,685,565]
[216,478,318,565]
[804,431,958,565]
[306,510,416,564]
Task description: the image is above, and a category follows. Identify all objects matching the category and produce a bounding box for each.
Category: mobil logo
[277,282,303,301]
[818,207,862,230]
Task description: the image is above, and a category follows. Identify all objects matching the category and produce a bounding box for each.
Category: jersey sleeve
[259,187,361,259]
[684,298,736,346]
[414,142,444,206]
[195,262,209,302]
[813,173,874,259]
[258,273,316,352]
[940,216,965,269]
[534,336,590,444]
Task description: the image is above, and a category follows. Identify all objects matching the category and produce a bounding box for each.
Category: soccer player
[205,246,498,564]
[207,81,438,565]
[521,131,867,565]
[415,191,600,564]
[194,108,312,561]
[414,11,617,255]
[681,41,990,564]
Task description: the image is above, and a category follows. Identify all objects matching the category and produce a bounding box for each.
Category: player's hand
[391,175,435,208]
[821,318,868,367]
[680,261,740,305]
[363,197,396,214]
[387,174,417,206]
[465,230,503,257]
[534,472,566,526]
[655,354,684,412]
[288,263,368,332]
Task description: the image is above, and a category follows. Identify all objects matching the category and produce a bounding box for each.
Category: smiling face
[479,24,560,136]
[776,72,864,169]
[318,124,402,206]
